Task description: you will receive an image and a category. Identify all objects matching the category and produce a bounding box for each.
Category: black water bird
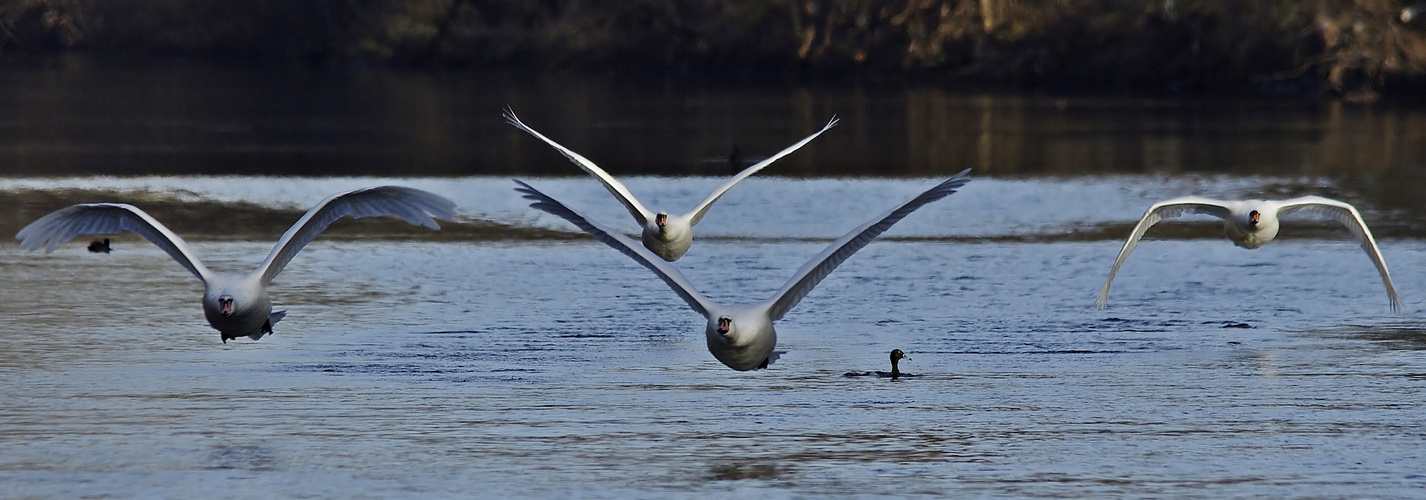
[844,349,915,379]
[87,238,111,253]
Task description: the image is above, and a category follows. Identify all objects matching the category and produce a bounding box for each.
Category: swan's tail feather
[757,350,786,370]
[244,310,288,341]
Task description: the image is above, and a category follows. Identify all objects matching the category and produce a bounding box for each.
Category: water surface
[3,176,1423,497]
[4,61,1426,496]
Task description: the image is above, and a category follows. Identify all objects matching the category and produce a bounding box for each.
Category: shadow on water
[206,444,279,472]
[706,461,790,482]
[1302,323,1426,350]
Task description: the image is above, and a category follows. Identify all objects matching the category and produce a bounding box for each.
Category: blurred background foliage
[3,0,1425,97]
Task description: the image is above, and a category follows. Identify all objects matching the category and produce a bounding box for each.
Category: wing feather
[1279,196,1402,311]
[764,169,972,321]
[16,203,213,282]
[514,180,714,317]
[685,117,839,225]
[1095,196,1232,308]
[504,108,654,225]
[256,186,455,285]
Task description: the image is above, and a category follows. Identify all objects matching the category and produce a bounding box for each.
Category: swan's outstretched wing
[765,169,972,321]
[1278,196,1403,311]
[685,117,839,225]
[1095,196,1232,308]
[515,180,714,317]
[504,108,654,225]
[256,186,455,285]
[16,203,214,282]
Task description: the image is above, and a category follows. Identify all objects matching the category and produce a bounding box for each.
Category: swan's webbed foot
[261,320,273,335]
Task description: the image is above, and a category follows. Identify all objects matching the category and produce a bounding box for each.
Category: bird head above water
[655,212,669,229]
[890,348,909,364]
[888,349,910,377]
[844,349,914,378]
[716,316,732,336]
[1248,210,1261,228]
[218,295,235,316]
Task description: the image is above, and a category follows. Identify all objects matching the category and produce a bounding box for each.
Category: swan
[16,186,457,342]
[1095,196,1402,310]
[504,108,838,261]
[515,169,971,371]
[843,349,915,379]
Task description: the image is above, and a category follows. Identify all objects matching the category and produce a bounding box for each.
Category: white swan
[515,170,971,371]
[1095,195,1402,311]
[504,108,838,261]
[16,186,457,342]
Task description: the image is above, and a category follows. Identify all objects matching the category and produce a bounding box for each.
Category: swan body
[516,169,971,371]
[504,108,838,261]
[16,186,457,342]
[1095,195,1402,310]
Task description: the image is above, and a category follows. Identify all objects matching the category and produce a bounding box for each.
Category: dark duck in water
[87,238,111,253]
[844,349,916,379]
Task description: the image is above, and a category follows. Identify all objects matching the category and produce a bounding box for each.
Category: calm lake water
[2,62,1426,497]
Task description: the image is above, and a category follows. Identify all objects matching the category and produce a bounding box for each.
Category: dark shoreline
[5,1,1426,98]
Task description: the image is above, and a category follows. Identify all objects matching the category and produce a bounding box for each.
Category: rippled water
[3,176,1424,497]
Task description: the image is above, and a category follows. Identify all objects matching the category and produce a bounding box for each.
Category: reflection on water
[1303,323,1426,350]
[2,61,1425,179]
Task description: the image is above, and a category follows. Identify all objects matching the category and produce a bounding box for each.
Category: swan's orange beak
[656,213,668,229]
[219,297,234,316]
[717,317,731,334]
[1249,210,1260,226]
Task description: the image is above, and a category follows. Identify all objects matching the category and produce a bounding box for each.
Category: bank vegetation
[4,0,1426,97]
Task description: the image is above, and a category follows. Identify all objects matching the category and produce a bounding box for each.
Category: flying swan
[504,108,838,261]
[1095,196,1402,311]
[16,186,457,342]
[515,169,971,371]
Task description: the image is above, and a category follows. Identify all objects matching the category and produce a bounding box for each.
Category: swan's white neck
[643,215,694,261]
[202,274,273,339]
[1224,208,1279,249]
[704,308,777,371]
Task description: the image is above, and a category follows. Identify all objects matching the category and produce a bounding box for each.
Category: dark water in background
[2,59,1426,180]
[2,62,1426,497]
